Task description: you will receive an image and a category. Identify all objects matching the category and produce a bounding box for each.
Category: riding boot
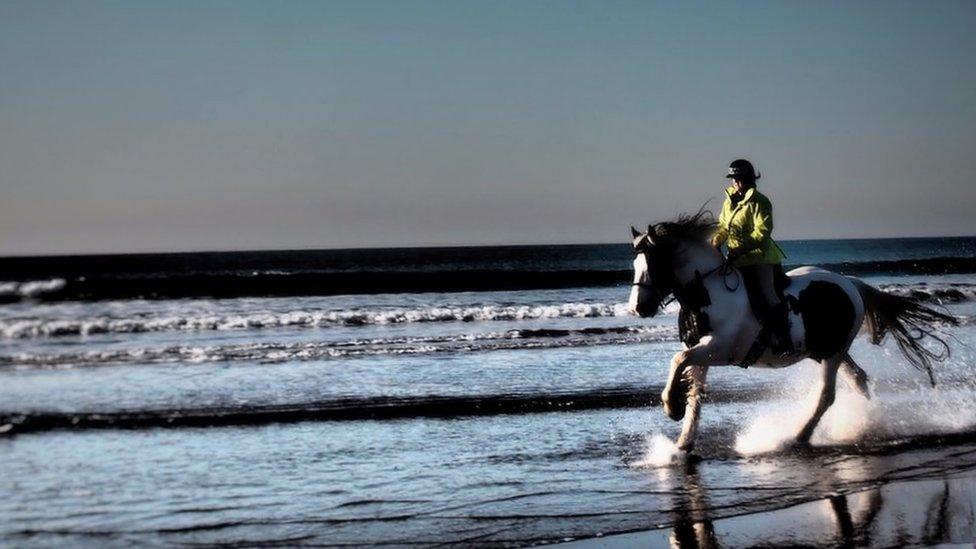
[767,302,794,356]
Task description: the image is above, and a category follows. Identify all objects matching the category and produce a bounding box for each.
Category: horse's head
[628,209,718,317]
[628,224,676,317]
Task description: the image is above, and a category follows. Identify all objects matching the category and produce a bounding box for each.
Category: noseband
[632,249,676,312]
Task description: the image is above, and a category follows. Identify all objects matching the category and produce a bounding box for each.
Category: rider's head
[726,159,759,190]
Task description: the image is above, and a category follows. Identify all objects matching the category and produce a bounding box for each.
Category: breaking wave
[877,281,976,304]
[0,302,633,339]
[0,279,66,301]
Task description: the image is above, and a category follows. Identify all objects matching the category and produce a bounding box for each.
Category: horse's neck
[673,242,723,286]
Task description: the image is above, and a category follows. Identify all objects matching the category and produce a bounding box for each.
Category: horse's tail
[850,278,958,386]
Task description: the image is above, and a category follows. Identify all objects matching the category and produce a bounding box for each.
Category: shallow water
[4,401,975,546]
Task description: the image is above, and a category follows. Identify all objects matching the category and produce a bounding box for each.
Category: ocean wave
[0,302,633,339]
[0,255,974,303]
[0,325,677,369]
[0,270,628,303]
[0,279,66,301]
[877,281,976,304]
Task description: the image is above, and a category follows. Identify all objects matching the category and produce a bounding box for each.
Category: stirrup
[771,341,795,357]
[767,303,794,357]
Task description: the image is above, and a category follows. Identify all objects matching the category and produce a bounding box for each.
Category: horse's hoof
[662,380,690,421]
[785,439,813,454]
[663,395,686,421]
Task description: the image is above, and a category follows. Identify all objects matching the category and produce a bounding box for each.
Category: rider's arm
[711,205,729,248]
[751,198,773,244]
[741,200,774,253]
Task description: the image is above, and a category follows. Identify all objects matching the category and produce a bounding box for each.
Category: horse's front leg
[676,365,708,452]
[662,342,720,422]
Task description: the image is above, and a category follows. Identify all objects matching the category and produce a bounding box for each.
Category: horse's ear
[647,225,658,245]
[631,226,641,238]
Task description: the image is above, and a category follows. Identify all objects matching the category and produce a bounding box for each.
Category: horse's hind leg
[839,353,871,400]
[676,366,708,452]
[795,355,841,444]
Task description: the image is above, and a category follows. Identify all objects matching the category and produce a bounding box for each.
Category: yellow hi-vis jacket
[711,186,786,267]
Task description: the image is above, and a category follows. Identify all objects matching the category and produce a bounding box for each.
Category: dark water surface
[2,237,974,301]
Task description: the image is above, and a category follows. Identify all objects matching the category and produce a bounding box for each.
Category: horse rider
[711,159,794,356]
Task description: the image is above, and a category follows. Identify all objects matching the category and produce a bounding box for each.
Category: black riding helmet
[726,159,761,181]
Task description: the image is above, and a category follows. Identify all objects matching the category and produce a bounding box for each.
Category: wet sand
[562,445,976,548]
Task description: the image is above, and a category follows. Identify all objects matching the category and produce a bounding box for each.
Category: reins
[714,260,742,293]
[631,255,740,310]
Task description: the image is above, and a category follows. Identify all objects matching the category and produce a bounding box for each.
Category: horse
[628,210,957,453]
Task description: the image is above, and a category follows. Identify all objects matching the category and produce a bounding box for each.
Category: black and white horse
[628,211,956,453]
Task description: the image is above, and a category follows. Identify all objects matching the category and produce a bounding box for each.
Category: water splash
[818,386,976,444]
[735,380,976,456]
[633,433,686,467]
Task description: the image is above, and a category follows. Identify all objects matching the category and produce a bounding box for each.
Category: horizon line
[1,234,974,261]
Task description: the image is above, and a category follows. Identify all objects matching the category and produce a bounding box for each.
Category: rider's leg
[755,263,780,307]
[796,354,841,443]
[756,263,794,355]
[738,265,768,319]
[676,365,709,452]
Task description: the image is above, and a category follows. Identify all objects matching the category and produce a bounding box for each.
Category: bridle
[631,250,740,312]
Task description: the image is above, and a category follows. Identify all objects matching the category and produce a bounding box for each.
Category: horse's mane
[652,206,717,244]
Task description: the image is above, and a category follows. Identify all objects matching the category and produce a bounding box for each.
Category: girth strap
[737,327,770,368]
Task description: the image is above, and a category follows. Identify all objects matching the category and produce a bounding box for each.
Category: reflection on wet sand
[826,489,882,548]
[573,463,974,548]
[668,461,716,549]
[665,470,969,548]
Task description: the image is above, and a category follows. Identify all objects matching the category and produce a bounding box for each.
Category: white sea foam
[0,302,636,339]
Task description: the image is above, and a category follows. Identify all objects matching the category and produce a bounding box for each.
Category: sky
[1,0,975,255]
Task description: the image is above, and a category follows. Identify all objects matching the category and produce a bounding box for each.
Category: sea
[2,237,975,546]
